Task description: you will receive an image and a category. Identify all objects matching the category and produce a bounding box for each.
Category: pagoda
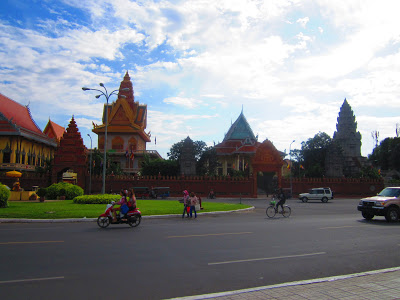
[325,99,367,177]
[92,71,160,174]
[52,116,87,188]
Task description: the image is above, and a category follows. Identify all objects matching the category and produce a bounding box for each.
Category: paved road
[0,198,399,299]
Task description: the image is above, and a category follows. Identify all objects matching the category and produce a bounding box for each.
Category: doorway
[257,172,276,195]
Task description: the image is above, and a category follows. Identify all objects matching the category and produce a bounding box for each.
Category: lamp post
[87,134,92,195]
[82,84,129,194]
[289,140,295,198]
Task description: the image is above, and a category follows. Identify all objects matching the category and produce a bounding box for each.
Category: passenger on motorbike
[127,189,137,211]
[112,189,129,222]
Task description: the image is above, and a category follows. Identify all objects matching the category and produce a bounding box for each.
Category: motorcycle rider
[112,189,128,222]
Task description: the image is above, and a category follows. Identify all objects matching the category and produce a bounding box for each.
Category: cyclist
[275,188,286,212]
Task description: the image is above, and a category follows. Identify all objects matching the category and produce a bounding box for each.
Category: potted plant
[58,188,66,200]
[37,188,47,202]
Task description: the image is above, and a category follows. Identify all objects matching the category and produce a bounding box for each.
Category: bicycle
[266,198,291,218]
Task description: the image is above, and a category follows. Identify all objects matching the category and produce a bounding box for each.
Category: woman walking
[189,192,198,218]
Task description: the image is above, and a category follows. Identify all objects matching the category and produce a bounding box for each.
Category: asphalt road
[1,197,400,300]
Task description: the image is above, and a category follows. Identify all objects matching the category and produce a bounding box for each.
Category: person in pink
[182,190,190,218]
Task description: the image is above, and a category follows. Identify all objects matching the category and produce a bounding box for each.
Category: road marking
[167,232,252,239]
[0,276,64,284]
[320,226,362,229]
[0,241,64,245]
[208,252,326,266]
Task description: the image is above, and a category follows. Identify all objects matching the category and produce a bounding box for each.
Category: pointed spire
[118,70,134,103]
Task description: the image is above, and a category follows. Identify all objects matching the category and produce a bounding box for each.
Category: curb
[0,206,255,223]
[166,266,400,300]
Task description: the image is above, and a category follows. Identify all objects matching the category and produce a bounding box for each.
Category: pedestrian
[189,192,198,218]
[182,190,190,218]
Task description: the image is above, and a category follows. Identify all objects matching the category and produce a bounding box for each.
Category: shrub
[37,188,47,198]
[73,194,120,204]
[46,183,63,200]
[0,184,10,208]
[65,184,84,200]
[59,188,66,196]
[45,182,84,200]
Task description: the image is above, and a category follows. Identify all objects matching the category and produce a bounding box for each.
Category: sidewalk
[171,267,400,299]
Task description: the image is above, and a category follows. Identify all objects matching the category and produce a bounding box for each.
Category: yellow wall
[0,136,54,167]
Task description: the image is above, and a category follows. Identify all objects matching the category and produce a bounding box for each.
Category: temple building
[43,119,66,144]
[215,111,285,194]
[325,99,367,177]
[92,71,161,174]
[0,93,60,172]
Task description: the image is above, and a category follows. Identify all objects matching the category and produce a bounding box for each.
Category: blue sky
[1,0,400,159]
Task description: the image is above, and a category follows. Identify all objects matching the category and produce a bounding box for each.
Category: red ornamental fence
[87,174,256,198]
[0,172,385,198]
[282,177,385,198]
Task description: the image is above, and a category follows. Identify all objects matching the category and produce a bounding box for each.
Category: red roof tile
[0,93,44,136]
[44,119,65,140]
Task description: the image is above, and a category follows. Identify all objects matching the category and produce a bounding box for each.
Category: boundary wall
[0,172,384,198]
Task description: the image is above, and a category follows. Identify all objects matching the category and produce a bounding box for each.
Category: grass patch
[0,200,251,219]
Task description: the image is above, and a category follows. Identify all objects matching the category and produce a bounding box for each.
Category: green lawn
[0,200,251,219]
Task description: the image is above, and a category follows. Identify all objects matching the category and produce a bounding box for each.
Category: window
[15,150,20,164]
[2,145,11,163]
[112,136,124,150]
[3,152,10,163]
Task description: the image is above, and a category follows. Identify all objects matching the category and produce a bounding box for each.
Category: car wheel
[362,211,374,220]
[321,197,328,203]
[385,207,399,222]
[301,197,308,203]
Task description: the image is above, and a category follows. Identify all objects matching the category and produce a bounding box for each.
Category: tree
[294,132,332,177]
[369,137,400,171]
[167,138,217,176]
[141,154,179,176]
[197,146,218,176]
[88,148,122,175]
[167,139,208,161]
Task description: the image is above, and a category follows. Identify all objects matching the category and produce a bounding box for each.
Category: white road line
[320,226,362,229]
[208,252,326,266]
[167,232,252,238]
[0,241,64,245]
[0,276,64,284]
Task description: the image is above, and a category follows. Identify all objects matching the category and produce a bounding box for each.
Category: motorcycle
[97,202,141,228]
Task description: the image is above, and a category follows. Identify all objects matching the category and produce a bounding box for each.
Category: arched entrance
[252,140,284,195]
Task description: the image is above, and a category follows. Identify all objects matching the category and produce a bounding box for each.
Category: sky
[1,0,400,159]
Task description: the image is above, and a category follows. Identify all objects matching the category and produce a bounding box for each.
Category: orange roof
[44,119,65,140]
[0,93,43,135]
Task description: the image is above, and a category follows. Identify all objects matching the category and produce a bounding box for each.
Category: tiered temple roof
[0,93,57,146]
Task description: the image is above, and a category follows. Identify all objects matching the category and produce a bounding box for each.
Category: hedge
[73,194,120,204]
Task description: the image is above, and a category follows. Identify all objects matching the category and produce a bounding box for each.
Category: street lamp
[289,140,295,198]
[87,134,92,195]
[82,84,129,194]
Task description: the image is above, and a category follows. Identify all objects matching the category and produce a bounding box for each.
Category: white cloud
[296,17,309,28]
[163,96,202,108]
